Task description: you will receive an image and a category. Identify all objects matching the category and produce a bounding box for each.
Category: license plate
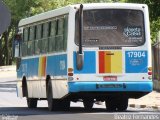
[96,84,122,88]
[103,76,117,81]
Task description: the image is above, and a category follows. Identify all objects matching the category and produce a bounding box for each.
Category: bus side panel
[17,54,68,98]
[46,54,68,98]
[51,80,68,98]
[17,58,40,98]
[17,58,39,79]
[46,54,67,76]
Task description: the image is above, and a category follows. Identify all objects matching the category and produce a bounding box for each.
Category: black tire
[22,79,37,108]
[22,78,28,97]
[83,99,94,110]
[27,98,38,108]
[58,99,70,111]
[117,98,128,111]
[47,80,55,111]
[105,97,128,111]
[47,80,70,111]
[105,98,117,111]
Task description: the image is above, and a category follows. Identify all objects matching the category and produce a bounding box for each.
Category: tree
[0,0,38,65]
[0,0,59,65]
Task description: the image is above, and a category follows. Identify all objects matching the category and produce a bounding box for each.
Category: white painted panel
[51,80,68,99]
[41,80,47,98]
[27,81,42,98]
[27,81,33,98]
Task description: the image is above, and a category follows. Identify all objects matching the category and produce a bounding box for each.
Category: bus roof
[18,3,147,27]
[18,6,71,27]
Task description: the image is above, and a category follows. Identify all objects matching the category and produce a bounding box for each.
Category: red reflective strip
[99,51,105,73]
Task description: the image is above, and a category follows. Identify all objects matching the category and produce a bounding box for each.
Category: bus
[14,3,152,111]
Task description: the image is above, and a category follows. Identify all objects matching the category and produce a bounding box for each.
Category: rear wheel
[47,80,70,111]
[117,98,128,111]
[22,78,28,97]
[105,98,117,111]
[27,98,38,108]
[47,80,55,111]
[56,99,70,111]
[105,97,128,111]
[23,78,38,108]
[83,99,94,110]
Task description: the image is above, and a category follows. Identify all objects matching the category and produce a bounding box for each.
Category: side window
[35,24,42,55]
[57,18,64,35]
[63,15,68,51]
[22,28,28,56]
[21,15,68,57]
[41,23,49,53]
[27,26,35,56]
[23,28,29,42]
[43,22,49,38]
[49,20,56,52]
[50,20,57,36]
[36,24,42,40]
[29,26,35,41]
[56,18,64,51]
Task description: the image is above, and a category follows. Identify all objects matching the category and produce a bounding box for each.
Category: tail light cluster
[68,68,73,76]
[148,67,152,80]
[68,68,74,81]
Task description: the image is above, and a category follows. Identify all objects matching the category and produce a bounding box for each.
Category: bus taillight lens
[148,71,152,75]
[148,67,152,75]
[148,76,152,80]
[68,77,74,81]
[148,67,152,71]
[68,68,73,72]
[68,73,73,76]
[68,68,73,76]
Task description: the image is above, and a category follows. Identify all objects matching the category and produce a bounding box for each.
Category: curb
[129,104,160,110]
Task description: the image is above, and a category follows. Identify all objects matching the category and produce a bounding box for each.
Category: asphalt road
[0,105,160,120]
[0,70,160,120]
[0,86,160,120]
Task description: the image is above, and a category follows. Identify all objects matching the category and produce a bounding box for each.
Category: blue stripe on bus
[17,58,39,78]
[46,54,67,76]
[68,81,153,92]
[125,51,148,73]
[73,51,96,74]
[17,54,67,79]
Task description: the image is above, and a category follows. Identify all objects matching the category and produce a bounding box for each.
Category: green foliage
[151,17,160,43]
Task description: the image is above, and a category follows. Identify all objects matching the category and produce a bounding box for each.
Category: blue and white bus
[14,3,152,111]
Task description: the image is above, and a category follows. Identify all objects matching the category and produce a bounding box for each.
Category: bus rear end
[68,3,152,111]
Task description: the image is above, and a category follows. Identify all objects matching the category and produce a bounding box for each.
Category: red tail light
[68,73,73,76]
[148,71,152,75]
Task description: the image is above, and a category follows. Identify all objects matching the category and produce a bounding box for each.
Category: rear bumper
[68,81,153,93]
